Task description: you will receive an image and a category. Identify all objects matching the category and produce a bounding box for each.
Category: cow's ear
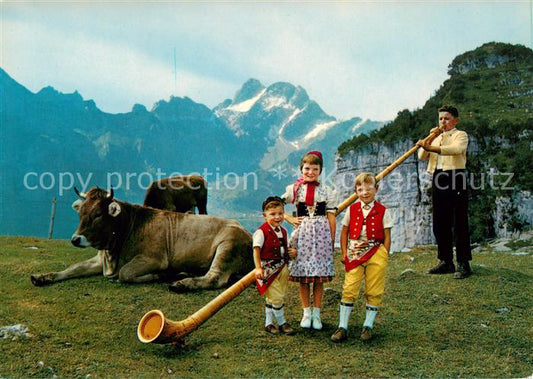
[108,202,121,217]
[72,199,83,212]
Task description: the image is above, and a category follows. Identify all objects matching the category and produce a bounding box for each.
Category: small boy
[331,173,392,342]
[253,196,298,335]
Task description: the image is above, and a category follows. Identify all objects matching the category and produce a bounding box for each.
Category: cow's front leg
[118,255,166,283]
[31,251,104,286]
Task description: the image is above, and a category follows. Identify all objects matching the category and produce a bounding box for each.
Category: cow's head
[71,187,122,250]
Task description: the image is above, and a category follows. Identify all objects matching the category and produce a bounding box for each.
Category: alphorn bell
[138,271,256,344]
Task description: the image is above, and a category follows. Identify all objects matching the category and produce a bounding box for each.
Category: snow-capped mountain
[0,69,385,237]
[214,79,384,172]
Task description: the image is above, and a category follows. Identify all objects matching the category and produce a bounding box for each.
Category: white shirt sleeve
[252,229,265,248]
[326,185,338,212]
[281,184,294,204]
[383,208,393,229]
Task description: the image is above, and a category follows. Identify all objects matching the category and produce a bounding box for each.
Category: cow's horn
[107,186,114,199]
[74,187,87,199]
[138,270,256,345]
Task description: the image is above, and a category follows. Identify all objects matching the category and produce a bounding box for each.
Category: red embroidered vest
[259,222,288,260]
[348,201,386,241]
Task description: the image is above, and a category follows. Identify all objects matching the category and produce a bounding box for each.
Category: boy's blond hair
[355,172,377,188]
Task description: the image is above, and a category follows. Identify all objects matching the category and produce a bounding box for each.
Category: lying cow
[31,187,253,292]
[143,175,208,214]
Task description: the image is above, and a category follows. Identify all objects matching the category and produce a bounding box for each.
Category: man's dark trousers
[432,169,472,263]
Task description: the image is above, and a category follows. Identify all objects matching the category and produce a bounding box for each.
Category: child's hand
[288,247,297,260]
[284,214,304,226]
[293,216,304,226]
[254,268,264,280]
[284,214,298,226]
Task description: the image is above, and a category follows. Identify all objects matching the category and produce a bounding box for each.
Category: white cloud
[2,18,236,112]
[2,2,531,120]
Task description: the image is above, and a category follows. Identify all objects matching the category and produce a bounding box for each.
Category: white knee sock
[265,304,274,326]
[338,302,354,329]
[363,304,378,329]
[273,305,286,326]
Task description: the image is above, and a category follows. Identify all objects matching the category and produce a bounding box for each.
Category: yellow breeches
[265,265,290,308]
[341,245,388,306]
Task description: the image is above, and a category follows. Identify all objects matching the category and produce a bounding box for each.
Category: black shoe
[454,262,472,279]
[427,260,456,274]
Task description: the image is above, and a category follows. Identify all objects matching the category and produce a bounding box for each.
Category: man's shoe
[454,262,472,279]
[360,326,373,341]
[264,324,279,335]
[330,327,347,343]
[427,260,455,274]
[279,323,295,335]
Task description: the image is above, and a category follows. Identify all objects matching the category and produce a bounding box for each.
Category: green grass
[1,236,531,378]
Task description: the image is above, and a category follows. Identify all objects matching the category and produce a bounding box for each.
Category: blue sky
[2,1,531,121]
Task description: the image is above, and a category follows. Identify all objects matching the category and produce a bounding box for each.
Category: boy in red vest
[253,196,298,335]
[331,173,392,342]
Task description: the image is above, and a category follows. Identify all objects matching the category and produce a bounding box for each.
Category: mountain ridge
[0,69,383,237]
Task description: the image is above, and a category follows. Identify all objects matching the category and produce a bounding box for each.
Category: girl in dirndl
[281,150,337,330]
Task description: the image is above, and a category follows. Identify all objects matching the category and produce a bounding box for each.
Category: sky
[1,1,531,121]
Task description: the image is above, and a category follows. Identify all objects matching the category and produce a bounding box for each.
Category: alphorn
[137,128,442,345]
[138,271,256,344]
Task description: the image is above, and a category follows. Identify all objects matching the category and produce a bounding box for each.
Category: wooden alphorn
[138,271,256,344]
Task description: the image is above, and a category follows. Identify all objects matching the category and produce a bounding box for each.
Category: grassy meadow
[0,235,531,378]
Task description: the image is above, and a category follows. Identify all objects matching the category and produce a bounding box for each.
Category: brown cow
[31,187,253,292]
[143,175,207,214]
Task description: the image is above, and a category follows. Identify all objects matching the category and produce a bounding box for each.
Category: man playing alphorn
[417,105,472,279]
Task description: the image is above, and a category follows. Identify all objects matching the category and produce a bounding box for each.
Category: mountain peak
[0,68,34,108]
[233,78,265,104]
[264,82,310,109]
